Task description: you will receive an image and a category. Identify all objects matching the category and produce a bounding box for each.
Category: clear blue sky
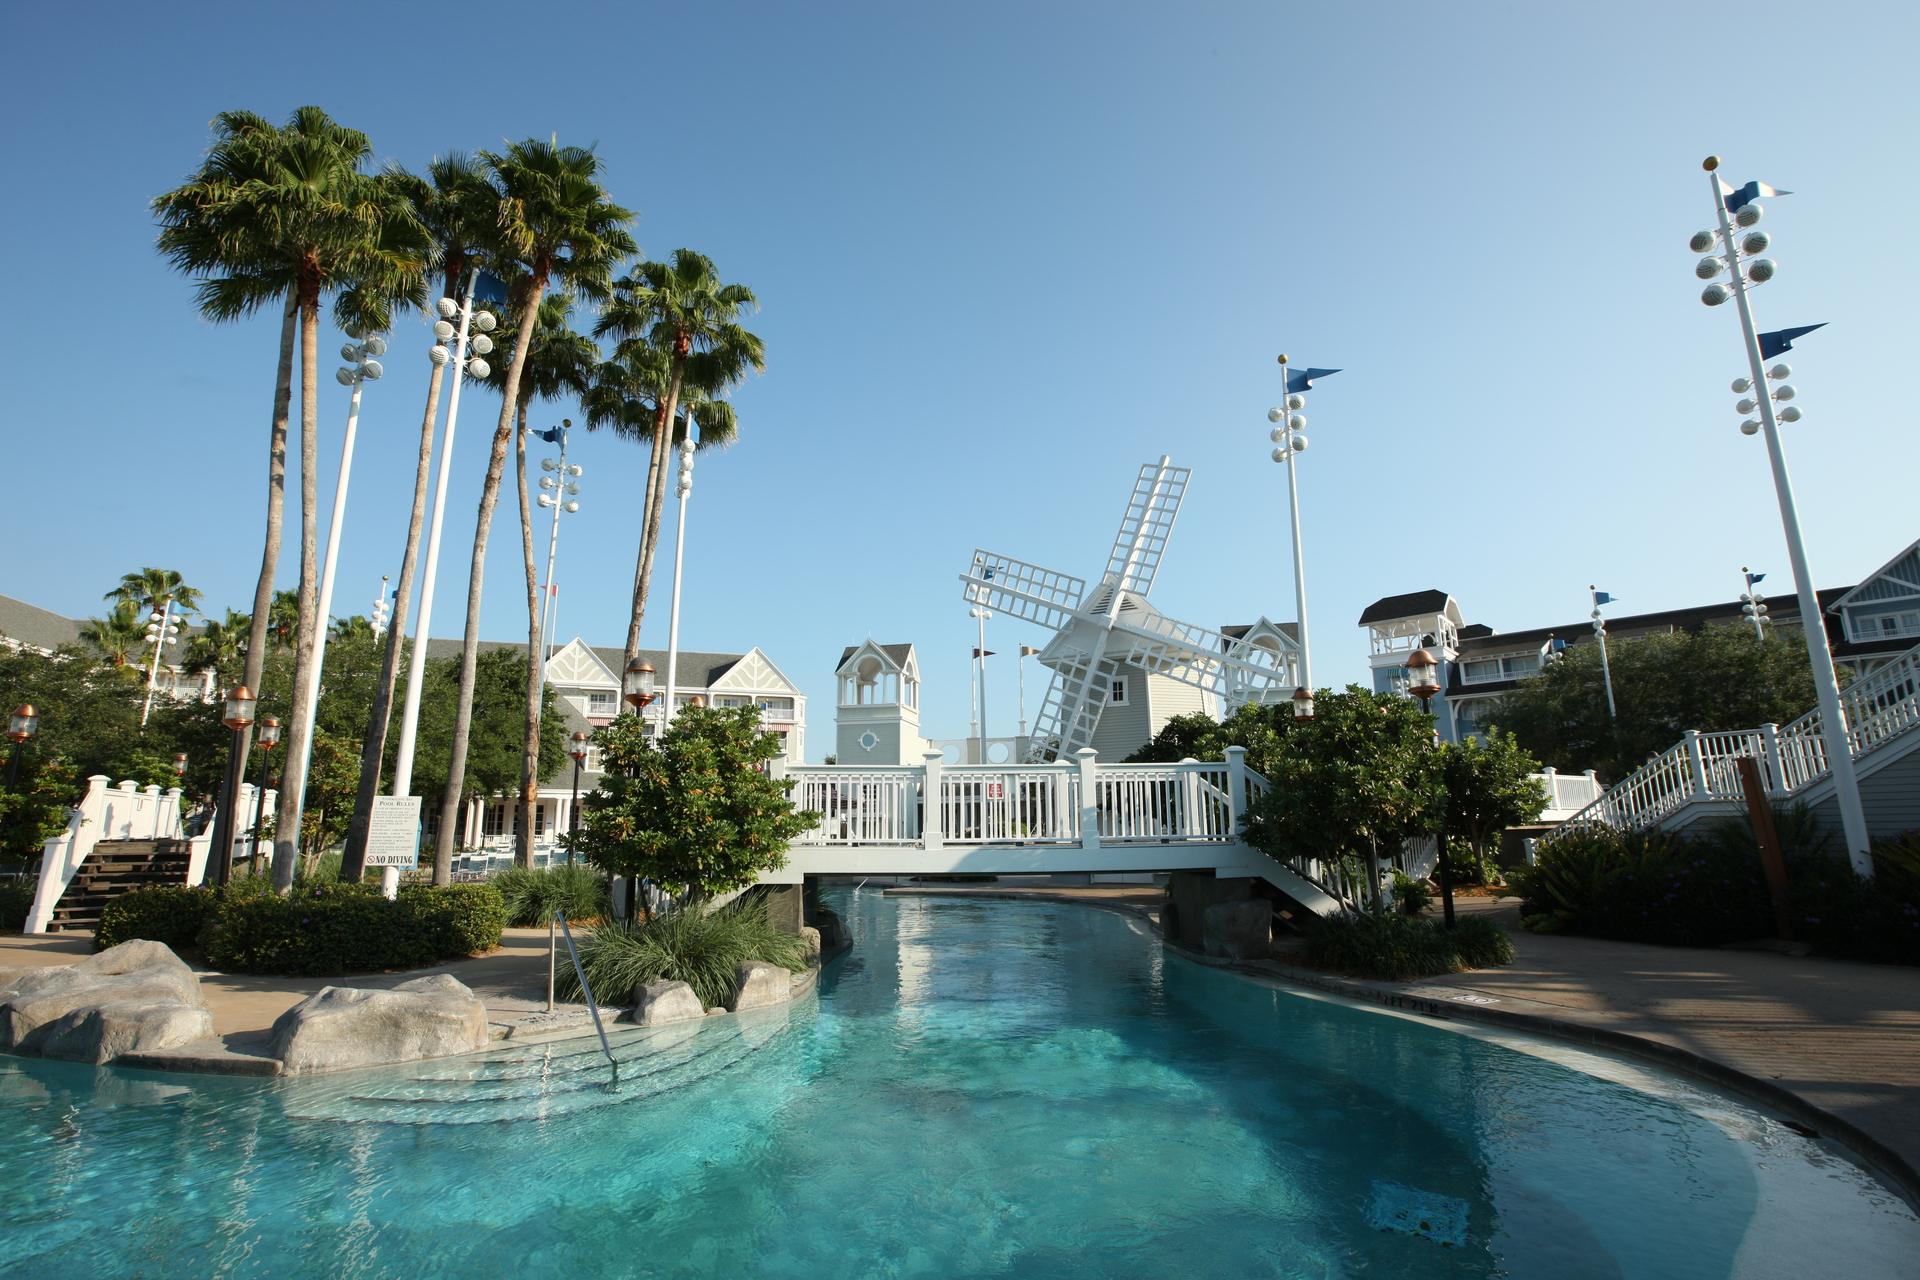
[3,1,1914,760]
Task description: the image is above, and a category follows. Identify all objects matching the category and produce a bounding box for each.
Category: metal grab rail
[555,909,616,1069]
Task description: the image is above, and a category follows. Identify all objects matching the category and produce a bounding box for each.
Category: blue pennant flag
[1745,571,1766,587]
[538,426,566,444]
[1718,179,1791,213]
[1286,367,1341,394]
[1592,590,1614,607]
[1758,323,1825,361]
[474,271,511,305]
[1539,634,1568,659]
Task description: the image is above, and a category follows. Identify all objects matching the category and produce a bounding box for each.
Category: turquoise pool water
[1,890,1913,1278]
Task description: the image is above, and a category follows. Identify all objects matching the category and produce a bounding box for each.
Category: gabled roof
[836,642,914,672]
[709,647,801,696]
[1358,590,1454,625]
[424,637,751,690]
[1826,536,1920,612]
[1220,620,1301,642]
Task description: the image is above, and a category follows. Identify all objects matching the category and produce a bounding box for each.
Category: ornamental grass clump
[491,863,609,927]
[1303,912,1515,982]
[559,892,808,1009]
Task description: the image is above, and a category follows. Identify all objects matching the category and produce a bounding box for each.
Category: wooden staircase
[47,838,193,933]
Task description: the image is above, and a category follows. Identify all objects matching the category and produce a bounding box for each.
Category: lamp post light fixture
[213,686,257,885]
[1692,157,1872,872]
[391,276,499,849]
[172,752,187,777]
[1266,354,1340,692]
[536,421,584,661]
[623,661,657,713]
[6,704,37,793]
[1290,687,1315,721]
[140,597,182,727]
[567,731,590,865]
[1401,650,1457,929]
[661,434,697,739]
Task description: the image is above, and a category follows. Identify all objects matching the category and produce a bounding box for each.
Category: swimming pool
[0,890,1913,1277]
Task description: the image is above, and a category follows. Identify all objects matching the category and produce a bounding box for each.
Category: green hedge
[1303,913,1515,982]
[1509,817,1920,965]
[93,881,505,977]
[0,877,37,931]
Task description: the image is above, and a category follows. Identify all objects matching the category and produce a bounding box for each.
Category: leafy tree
[106,568,203,619]
[1493,625,1821,781]
[0,758,81,866]
[1437,728,1549,883]
[181,608,253,688]
[407,648,567,815]
[435,138,635,885]
[569,706,818,900]
[153,105,428,892]
[593,250,763,677]
[1238,687,1443,912]
[1125,701,1292,778]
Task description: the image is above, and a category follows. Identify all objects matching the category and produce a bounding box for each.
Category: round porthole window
[859,732,878,751]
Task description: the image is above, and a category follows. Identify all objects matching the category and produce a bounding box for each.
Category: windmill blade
[1023,648,1109,762]
[960,551,1085,631]
[1106,612,1299,699]
[1103,459,1189,599]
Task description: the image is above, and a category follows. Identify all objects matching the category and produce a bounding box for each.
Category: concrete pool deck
[883,884,1920,1210]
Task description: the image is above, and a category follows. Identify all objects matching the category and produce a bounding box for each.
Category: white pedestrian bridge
[761,748,1601,917]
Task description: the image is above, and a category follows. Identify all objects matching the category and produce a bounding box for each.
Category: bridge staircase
[1549,644,1920,844]
[44,838,193,933]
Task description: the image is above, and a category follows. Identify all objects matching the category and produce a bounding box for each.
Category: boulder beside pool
[630,979,705,1026]
[36,998,216,1065]
[0,939,206,1055]
[729,961,792,1011]
[268,973,489,1074]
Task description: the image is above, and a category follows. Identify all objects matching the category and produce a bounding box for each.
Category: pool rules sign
[365,795,423,868]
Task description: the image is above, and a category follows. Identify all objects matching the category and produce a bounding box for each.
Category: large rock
[36,998,215,1065]
[0,939,204,1053]
[629,979,705,1026]
[798,926,822,964]
[268,973,489,1074]
[1203,900,1273,961]
[729,961,791,1011]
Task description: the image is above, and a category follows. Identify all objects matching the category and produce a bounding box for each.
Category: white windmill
[960,457,1303,763]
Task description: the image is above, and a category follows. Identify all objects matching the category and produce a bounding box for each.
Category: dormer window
[586,691,616,714]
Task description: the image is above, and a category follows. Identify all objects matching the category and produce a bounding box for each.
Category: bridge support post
[1076,748,1101,854]
[1758,723,1782,795]
[921,750,945,851]
[1684,729,1710,798]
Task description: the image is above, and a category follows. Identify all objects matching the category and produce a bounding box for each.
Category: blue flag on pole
[1717,179,1791,213]
[538,426,566,444]
[474,271,511,305]
[1286,367,1341,394]
[1757,323,1825,361]
[1746,571,1765,588]
[1592,591,1614,607]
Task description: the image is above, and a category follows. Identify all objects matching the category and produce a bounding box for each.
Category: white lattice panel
[1104,461,1189,597]
[959,551,1085,630]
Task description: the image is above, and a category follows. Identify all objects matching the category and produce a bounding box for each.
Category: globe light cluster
[1691,199,1775,308]
[1731,362,1801,436]
[1266,391,1309,462]
[335,334,386,386]
[539,454,584,513]
[428,294,498,378]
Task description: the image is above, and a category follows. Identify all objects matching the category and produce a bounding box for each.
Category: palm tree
[341,156,495,882]
[266,589,300,648]
[106,568,204,619]
[432,139,635,885]
[593,251,763,677]
[154,106,428,892]
[79,602,147,668]
[484,291,599,868]
[181,609,252,688]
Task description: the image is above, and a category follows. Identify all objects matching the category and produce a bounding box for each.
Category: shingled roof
[1357,590,1453,625]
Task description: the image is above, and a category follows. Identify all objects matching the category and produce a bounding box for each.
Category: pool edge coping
[882,885,1920,1215]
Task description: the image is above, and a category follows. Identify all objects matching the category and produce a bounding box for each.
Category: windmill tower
[960,457,1302,762]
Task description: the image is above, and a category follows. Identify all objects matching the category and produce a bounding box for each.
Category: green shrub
[490,863,609,927]
[199,882,506,977]
[95,884,219,951]
[401,883,506,956]
[1302,912,1513,982]
[1390,870,1432,916]
[559,892,809,1009]
[0,877,37,931]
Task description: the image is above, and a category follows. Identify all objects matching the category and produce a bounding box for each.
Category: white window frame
[1107,676,1129,706]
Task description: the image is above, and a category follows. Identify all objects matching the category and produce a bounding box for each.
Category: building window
[586,691,616,714]
[1856,610,1920,641]
[859,731,878,751]
[1461,654,1540,685]
[1107,676,1129,706]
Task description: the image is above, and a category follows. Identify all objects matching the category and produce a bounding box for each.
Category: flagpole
[1703,159,1872,874]
[538,428,567,661]
[1589,588,1618,721]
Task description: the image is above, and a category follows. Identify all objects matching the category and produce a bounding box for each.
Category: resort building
[0,593,216,702]
[1358,533,1920,743]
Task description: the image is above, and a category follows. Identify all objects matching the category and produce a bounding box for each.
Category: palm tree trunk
[272,287,324,892]
[514,394,540,870]
[340,356,446,881]
[621,355,687,672]
[243,294,297,695]
[434,277,549,885]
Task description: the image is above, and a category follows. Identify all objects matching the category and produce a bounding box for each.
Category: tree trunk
[434,276,549,885]
[621,350,688,673]
[515,394,540,870]
[271,287,324,893]
[340,355,446,881]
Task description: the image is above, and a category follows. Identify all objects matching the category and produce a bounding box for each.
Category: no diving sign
[365,795,422,868]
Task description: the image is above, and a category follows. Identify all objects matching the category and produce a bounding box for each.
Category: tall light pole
[1589,587,1618,720]
[660,434,697,738]
[139,598,182,727]
[212,686,257,885]
[1692,156,1872,873]
[282,332,385,855]
[370,574,391,643]
[969,607,993,760]
[1739,568,1770,641]
[535,422,584,660]
[390,275,496,891]
[1268,356,1339,693]
[567,731,588,865]
[248,717,281,871]
[1017,645,1041,737]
